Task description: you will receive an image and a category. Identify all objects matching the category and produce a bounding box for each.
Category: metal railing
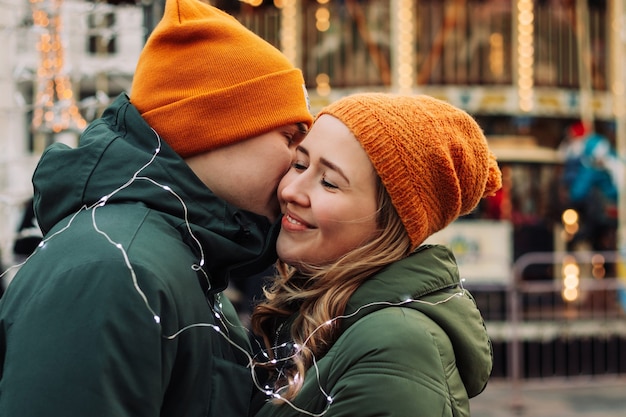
[474,250,626,410]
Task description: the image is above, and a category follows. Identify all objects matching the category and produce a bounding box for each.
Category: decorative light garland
[30,0,86,134]
[1,128,467,416]
[517,0,534,112]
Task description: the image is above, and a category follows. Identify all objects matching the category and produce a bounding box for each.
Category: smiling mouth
[282,212,312,230]
[285,214,302,225]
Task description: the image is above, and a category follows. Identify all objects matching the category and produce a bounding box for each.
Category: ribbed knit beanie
[130,0,313,158]
[318,93,502,250]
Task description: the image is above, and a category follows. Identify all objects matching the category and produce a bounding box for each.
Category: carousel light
[280,0,297,65]
[315,6,330,32]
[562,255,580,302]
[396,0,414,93]
[517,0,534,112]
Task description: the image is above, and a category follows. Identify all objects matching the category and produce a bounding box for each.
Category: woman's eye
[321,177,339,189]
[292,161,307,171]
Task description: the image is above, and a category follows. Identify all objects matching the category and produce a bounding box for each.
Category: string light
[517,0,534,112]
[279,0,297,65]
[0,125,469,415]
[395,0,414,94]
[30,0,86,134]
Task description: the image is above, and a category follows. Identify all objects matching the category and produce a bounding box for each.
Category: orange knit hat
[130,0,313,158]
[318,93,502,250]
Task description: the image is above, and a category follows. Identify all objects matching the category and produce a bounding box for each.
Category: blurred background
[1,0,625,414]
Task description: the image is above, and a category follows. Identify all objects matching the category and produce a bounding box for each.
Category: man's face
[185,124,307,222]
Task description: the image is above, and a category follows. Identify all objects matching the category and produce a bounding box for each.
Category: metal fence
[471,250,626,395]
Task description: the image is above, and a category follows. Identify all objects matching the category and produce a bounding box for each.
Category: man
[0,0,313,416]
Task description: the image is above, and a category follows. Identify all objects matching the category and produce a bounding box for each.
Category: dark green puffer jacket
[0,93,278,417]
[255,245,492,417]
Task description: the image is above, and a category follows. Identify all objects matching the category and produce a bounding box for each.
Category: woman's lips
[281,212,312,231]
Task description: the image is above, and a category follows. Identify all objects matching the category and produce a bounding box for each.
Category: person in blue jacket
[251,93,501,417]
[0,0,312,416]
[559,121,619,251]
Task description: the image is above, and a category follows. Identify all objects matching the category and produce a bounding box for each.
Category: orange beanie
[318,93,502,250]
[130,0,313,158]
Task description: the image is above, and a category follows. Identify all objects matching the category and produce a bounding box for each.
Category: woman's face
[277,114,380,267]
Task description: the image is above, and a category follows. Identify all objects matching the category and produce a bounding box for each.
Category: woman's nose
[279,173,310,207]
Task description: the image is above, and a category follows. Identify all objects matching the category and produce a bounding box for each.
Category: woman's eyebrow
[296,145,349,183]
[320,157,349,184]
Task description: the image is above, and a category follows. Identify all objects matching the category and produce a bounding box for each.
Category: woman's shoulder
[333,306,452,367]
[315,307,459,416]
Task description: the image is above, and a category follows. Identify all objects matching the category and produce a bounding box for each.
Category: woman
[251,93,502,417]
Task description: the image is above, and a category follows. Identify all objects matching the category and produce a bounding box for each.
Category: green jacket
[255,245,492,417]
[0,94,277,417]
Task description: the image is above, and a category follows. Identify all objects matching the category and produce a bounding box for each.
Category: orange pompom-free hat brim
[131,0,313,158]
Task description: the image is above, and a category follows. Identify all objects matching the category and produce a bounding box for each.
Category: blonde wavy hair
[251,177,412,401]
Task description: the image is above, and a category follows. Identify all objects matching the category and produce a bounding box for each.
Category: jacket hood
[342,244,492,397]
[32,93,278,287]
